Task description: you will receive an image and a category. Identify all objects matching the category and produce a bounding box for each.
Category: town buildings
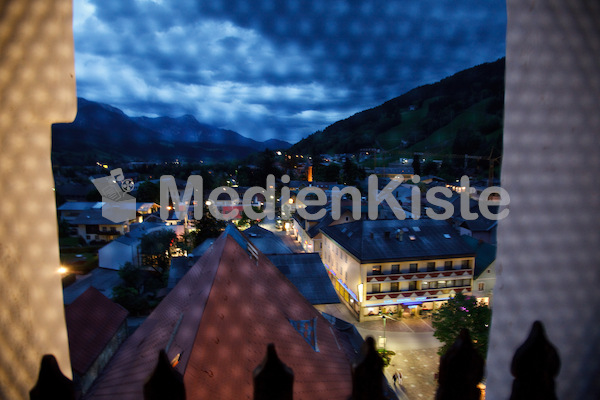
[84,225,360,400]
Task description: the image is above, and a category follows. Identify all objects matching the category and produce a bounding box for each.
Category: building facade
[320,219,475,321]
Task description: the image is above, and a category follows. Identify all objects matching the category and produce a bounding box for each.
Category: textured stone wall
[0,1,76,399]
[487,1,600,399]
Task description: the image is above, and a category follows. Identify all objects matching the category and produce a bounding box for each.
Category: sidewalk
[386,348,440,400]
[316,302,441,400]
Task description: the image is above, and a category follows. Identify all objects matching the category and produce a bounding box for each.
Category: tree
[341,158,359,185]
[117,262,145,291]
[58,217,70,238]
[412,153,421,176]
[184,212,226,250]
[432,293,491,359]
[236,207,261,230]
[112,285,148,316]
[422,160,439,176]
[140,229,177,275]
[136,181,160,203]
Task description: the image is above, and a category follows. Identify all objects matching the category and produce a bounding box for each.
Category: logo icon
[92,168,136,223]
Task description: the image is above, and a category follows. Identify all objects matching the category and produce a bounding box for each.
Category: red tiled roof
[184,236,353,399]
[84,234,225,399]
[85,226,354,400]
[65,287,129,375]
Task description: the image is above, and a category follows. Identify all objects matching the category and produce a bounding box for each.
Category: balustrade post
[253,343,294,400]
[29,355,75,400]
[351,336,386,400]
[510,321,560,400]
[435,329,484,400]
[144,350,186,400]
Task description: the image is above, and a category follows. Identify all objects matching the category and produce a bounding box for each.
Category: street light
[379,311,388,352]
[378,311,397,352]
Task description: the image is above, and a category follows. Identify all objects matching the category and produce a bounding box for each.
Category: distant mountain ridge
[52,98,291,165]
[291,58,505,158]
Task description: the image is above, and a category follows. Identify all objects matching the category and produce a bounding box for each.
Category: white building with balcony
[320,219,475,321]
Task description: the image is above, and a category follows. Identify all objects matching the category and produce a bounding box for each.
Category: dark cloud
[73,0,506,143]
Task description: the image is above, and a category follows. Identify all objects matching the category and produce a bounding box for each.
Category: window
[429,281,438,289]
[408,281,417,291]
[444,261,453,271]
[422,281,429,289]
[409,263,418,272]
[390,282,399,292]
[438,280,446,288]
[427,262,435,272]
[371,283,381,293]
[391,264,400,274]
[478,282,485,291]
[462,260,471,269]
[372,265,382,275]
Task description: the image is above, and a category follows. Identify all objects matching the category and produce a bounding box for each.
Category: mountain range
[52,58,504,166]
[290,58,505,158]
[51,98,291,166]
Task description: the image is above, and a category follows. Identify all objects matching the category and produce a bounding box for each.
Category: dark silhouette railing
[29,321,559,400]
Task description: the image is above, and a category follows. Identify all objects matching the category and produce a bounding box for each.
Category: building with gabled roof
[462,235,497,307]
[65,287,129,396]
[292,205,365,254]
[84,225,357,400]
[58,201,104,221]
[320,219,475,321]
[71,209,133,244]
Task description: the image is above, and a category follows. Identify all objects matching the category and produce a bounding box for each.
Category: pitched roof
[461,235,497,278]
[113,235,139,246]
[70,209,126,225]
[85,225,355,400]
[459,207,499,232]
[243,224,293,254]
[58,201,104,211]
[65,287,128,376]
[267,253,340,304]
[321,219,475,263]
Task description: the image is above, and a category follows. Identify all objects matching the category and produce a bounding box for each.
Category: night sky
[73,0,506,144]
